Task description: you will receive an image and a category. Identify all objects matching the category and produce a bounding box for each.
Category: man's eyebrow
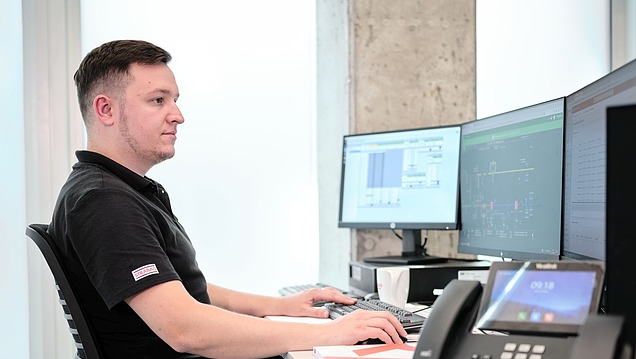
[150,88,180,99]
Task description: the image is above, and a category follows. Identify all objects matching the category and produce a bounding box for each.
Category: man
[49,39,407,359]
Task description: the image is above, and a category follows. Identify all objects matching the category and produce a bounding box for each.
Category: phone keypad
[499,342,546,359]
[470,341,549,359]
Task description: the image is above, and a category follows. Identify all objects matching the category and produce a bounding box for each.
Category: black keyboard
[324,299,427,331]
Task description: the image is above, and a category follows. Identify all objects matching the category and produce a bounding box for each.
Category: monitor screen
[458,98,564,260]
[562,59,636,261]
[476,261,604,335]
[338,125,462,264]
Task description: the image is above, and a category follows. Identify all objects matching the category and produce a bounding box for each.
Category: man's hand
[279,286,357,318]
[323,309,408,345]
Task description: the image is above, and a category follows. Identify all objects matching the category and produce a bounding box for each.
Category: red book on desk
[313,342,416,359]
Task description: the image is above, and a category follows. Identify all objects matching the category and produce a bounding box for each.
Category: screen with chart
[562,59,636,261]
[458,98,564,260]
[339,125,461,229]
[338,125,461,264]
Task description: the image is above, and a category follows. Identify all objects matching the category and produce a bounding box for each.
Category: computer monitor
[458,98,565,260]
[562,59,636,261]
[338,124,462,265]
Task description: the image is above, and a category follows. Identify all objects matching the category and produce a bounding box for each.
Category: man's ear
[93,94,115,126]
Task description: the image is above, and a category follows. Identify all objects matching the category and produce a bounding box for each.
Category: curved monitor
[458,98,565,260]
[338,125,462,264]
[562,59,636,261]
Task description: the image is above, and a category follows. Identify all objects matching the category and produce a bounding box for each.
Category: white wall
[80,0,319,295]
[9,2,623,358]
[316,0,352,290]
[476,0,611,118]
[612,0,636,68]
[0,1,29,358]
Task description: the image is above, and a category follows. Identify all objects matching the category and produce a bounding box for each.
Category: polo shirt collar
[75,150,153,191]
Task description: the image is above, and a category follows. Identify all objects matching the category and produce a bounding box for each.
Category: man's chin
[156,151,175,164]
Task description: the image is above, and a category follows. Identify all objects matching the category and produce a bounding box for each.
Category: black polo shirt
[49,150,209,359]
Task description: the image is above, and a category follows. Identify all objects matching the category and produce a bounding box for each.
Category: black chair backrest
[26,224,103,359]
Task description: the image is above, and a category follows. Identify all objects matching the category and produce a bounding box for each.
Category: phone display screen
[476,261,604,334]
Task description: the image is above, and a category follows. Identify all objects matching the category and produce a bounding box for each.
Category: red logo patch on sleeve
[132,264,159,281]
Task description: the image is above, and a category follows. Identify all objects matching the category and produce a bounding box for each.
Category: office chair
[26,224,104,359]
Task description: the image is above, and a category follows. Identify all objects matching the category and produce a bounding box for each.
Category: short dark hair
[74,40,172,120]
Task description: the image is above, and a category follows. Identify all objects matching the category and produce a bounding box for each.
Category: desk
[284,349,314,359]
[270,303,429,359]
[284,337,420,359]
[267,316,330,359]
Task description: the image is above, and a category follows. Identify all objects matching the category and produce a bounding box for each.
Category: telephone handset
[570,314,628,359]
[413,261,629,359]
[414,279,482,359]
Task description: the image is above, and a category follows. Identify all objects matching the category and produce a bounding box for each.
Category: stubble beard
[119,112,174,166]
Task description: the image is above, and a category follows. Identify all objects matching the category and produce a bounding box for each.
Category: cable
[411,306,431,314]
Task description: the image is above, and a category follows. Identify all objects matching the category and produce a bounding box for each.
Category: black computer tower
[606,103,636,349]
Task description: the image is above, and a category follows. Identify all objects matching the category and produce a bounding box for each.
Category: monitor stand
[363,229,448,265]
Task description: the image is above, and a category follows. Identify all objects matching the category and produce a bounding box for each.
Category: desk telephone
[414,261,630,359]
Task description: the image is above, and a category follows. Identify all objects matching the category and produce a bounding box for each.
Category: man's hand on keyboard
[323,309,408,345]
[279,286,357,318]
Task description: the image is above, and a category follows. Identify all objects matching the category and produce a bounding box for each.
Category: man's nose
[169,103,185,124]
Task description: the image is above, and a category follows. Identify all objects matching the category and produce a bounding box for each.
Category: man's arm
[206,283,356,318]
[126,280,407,359]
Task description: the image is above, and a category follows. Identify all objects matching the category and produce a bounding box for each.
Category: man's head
[74,40,172,124]
[75,40,184,175]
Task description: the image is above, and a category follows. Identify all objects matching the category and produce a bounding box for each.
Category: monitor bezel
[476,260,605,335]
[457,97,566,261]
[337,124,462,231]
[561,59,636,262]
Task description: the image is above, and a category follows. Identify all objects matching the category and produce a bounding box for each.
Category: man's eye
[153,97,164,104]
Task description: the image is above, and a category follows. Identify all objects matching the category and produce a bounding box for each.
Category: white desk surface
[271,303,430,359]
[284,349,314,359]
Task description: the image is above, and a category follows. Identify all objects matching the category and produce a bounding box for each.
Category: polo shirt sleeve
[66,186,181,309]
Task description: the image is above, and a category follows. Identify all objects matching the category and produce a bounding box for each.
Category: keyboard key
[324,299,427,331]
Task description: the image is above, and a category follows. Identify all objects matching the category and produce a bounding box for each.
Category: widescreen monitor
[562,59,636,261]
[338,125,462,265]
[458,98,565,260]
